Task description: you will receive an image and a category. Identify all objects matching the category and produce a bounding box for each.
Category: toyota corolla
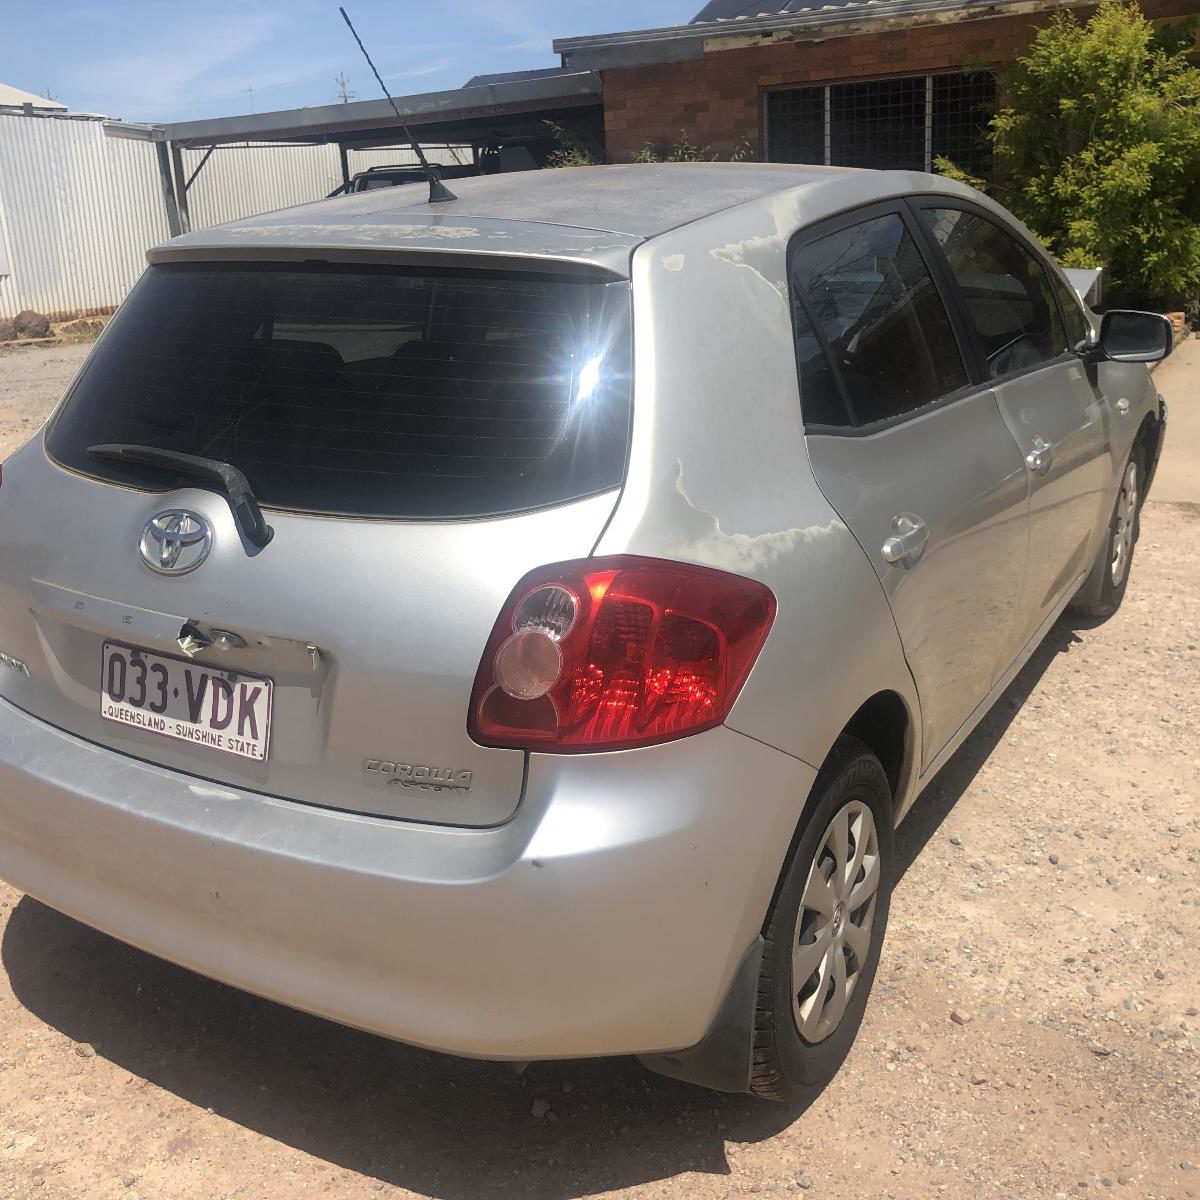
[0,164,1168,1099]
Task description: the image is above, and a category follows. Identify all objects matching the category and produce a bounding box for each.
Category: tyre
[750,736,894,1102]
[1070,447,1143,620]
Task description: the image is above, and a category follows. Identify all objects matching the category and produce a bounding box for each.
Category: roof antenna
[338,6,457,204]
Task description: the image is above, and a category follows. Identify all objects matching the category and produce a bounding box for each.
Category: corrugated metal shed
[0,115,467,320]
[0,115,170,320]
[0,67,603,321]
[179,142,466,230]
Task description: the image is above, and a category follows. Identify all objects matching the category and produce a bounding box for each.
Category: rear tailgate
[0,257,631,826]
[0,451,619,825]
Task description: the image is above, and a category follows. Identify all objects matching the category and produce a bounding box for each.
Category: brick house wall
[601,0,1200,161]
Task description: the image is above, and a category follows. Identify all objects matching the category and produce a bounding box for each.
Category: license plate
[100,642,273,762]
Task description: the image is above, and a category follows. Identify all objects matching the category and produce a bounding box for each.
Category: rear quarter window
[47,262,633,519]
[788,212,969,427]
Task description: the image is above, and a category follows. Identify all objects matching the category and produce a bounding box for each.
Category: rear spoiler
[1063,267,1103,309]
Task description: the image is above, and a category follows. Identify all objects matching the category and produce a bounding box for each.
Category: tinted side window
[1049,271,1092,349]
[790,213,968,427]
[921,207,1068,379]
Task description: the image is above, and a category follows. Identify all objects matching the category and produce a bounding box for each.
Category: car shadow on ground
[893,617,1084,876]
[2,618,1088,1200]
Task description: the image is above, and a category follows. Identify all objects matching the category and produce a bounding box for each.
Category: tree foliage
[961,1,1200,305]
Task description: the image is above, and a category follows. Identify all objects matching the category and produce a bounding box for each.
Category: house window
[766,71,996,177]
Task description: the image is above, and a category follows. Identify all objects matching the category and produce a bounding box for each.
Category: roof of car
[149,163,968,276]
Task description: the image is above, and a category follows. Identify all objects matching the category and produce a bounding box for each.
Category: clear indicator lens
[494,628,563,700]
[513,585,578,641]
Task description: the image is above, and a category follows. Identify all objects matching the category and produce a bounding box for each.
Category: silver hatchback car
[0,164,1168,1101]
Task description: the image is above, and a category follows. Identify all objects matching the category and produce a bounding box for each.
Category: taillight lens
[469,557,777,752]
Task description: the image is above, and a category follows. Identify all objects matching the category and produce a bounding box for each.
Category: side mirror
[1097,310,1174,363]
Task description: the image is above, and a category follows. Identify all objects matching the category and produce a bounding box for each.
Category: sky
[0,1,697,123]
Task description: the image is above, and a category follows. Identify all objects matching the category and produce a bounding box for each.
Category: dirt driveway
[0,342,90,459]
[0,342,1197,1200]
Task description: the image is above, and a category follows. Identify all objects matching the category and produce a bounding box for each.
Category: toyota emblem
[139,510,213,575]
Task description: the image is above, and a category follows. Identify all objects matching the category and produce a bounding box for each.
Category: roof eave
[554,0,1084,70]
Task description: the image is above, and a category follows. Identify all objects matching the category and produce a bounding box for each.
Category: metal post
[169,142,191,234]
[155,140,183,238]
[924,75,934,172]
[823,85,832,166]
[184,145,215,193]
[338,143,351,190]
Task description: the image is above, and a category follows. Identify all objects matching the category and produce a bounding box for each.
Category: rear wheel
[750,737,894,1102]
[1071,449,1142,620]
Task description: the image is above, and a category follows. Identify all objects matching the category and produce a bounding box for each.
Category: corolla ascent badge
[140,510,213,575]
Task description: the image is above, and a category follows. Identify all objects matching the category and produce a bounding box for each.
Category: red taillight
[469,556,777,752]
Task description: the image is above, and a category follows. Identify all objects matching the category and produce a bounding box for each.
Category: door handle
[881,513,930,567]
[1026,437,1053,476]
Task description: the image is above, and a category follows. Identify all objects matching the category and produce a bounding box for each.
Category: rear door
[914,203,1112,634]
[791,203,1030,770]
[0,257,633,826]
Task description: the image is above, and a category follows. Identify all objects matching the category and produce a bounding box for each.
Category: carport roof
[159,70,601,149]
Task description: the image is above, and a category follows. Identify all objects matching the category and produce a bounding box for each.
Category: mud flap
[639,936,764,1093]
[1071,516,1115,610]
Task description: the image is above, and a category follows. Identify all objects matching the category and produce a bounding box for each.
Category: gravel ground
[0,342,90,459]
[0,340,1197,1200]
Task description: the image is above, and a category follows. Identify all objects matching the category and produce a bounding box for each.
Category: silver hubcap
[792,799,881,1044]
[1111,460,1138,587]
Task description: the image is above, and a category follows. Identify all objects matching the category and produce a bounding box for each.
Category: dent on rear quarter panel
[594,183,921,810]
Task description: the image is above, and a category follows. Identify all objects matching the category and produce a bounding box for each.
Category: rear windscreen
[47,262,633,519]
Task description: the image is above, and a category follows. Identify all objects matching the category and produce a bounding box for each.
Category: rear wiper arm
[87,444,274,549]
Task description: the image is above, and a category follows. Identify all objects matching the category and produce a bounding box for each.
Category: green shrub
[632,132,752,163]
[544,121,602,168]
[946,0,1200,307]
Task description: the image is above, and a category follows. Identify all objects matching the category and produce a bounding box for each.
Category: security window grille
[931,72,997,178]
[831,76,926,170]
[766,71,996,177]
[764,86,825,165]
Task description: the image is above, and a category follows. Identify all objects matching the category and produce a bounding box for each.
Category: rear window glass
[47,262,633,519]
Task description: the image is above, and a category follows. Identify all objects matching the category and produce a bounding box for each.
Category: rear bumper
[0,698,812,1060]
